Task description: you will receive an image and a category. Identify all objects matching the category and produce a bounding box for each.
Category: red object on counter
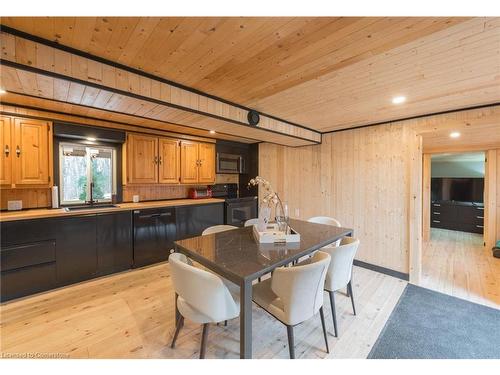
[188,186,213,199]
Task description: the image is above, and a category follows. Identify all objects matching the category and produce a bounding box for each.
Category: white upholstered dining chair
[252,251,331,359]
[202,225,238,235]
[307,216,342,247]
[244,218,259,227]
[169,252,240,358]
[321,237,360,337]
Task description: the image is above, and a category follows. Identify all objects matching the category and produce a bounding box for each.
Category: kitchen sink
[64,204,118,212]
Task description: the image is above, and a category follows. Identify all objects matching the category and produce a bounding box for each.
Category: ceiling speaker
[247,110,260,126]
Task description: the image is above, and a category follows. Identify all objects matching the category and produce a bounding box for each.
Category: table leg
[240,281,253,359]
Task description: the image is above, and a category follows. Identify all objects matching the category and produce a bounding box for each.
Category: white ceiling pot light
[391,96,406,104]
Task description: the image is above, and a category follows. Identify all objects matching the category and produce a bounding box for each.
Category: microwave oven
[216,153,246,174]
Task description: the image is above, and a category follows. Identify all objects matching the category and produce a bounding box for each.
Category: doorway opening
[429,152,485,239]
[421,151,499,308]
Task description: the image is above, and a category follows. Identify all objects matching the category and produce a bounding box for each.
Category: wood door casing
[0,116,12,185]
[198,143,215,184]
[13,118,50,185]
[158,138,180,184]
[127,134,158,184]
[179,141,199,184]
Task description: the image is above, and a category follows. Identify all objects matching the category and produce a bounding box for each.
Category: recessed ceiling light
[449,132,461,139]
[0,89,6,94]
[86,137,97,141]
[392,96,406,104]
[209,130,216,134]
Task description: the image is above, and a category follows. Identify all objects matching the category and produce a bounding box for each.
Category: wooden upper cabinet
[125,133,215,185]
[180,141,199,184]
[127,134,158,184]
[158,138,180,184]
[0,116,12,185]
[13,118,51,185]
[198,143,215,184]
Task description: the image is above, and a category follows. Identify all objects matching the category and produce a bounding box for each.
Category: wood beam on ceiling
[0,28,321,147]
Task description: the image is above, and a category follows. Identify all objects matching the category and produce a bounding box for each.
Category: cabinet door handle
[476,225,483,228]
[433,212,440,215]
[432,220,441,223]
[16,145,21,157]
[4,145,9,156]
[476,216,484,219]
[476,207,484,210]
[433,203,441,207]
[153,156,158,164]
[158,156,162,165]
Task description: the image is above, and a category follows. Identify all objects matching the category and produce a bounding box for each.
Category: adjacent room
[0,2,499,368]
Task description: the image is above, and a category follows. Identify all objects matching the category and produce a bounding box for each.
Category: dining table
[173,218,353,359]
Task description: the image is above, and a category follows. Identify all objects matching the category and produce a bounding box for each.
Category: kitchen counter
[0,198,225,222]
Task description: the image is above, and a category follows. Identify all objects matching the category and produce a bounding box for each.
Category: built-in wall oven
[216,153,246,174]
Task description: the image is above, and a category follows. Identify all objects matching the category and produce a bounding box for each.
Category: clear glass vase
[258,205,271,231]
[275,201,289,233]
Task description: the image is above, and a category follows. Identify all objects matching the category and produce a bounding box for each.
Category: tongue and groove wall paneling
[259,122,413,275]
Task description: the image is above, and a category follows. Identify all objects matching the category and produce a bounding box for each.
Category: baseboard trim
[354,260,409,281]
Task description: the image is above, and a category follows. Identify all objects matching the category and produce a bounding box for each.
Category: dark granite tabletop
[174,219,353,284]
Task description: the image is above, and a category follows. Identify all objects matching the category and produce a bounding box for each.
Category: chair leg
[224,320,227,326]
[347,281,356,315]
[286,325,295,359]
[200,323,209,359]
[319,307,330,354]
[170,316,184,348]
[328,291,338,337]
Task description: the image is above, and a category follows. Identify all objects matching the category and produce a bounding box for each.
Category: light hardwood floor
[0,264,406,359]
[422,228,500,309]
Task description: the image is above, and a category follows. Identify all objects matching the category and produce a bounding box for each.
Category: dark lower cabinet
[175,203,224,240]
[431,201,484,234]
[1,263,57,301]
[0,202,224,301]
[97,212,133,275]
[1,240,57,301]
[56,215,98,286]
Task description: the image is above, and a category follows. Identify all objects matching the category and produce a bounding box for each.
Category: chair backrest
[202,225,238,235]
[271,251,331,326]
[308,216,342,247]
[321,237,360,292]
[244,218,259,227]
[168,253,238,322]
[307,216,341,227]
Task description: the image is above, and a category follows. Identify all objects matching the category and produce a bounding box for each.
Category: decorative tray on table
[252,223,301,243]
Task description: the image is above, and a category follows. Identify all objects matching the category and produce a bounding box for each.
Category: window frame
[55,138,122,206]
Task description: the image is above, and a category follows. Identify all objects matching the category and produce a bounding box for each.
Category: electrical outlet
[7,200,23,211]
[294,208,300,218]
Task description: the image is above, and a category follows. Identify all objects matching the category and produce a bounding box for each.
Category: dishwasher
[133,208,176,267]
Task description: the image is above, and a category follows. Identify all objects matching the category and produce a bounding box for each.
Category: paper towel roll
[52,186,59,208]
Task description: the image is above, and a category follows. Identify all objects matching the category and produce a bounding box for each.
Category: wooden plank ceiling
[1,17,499,134]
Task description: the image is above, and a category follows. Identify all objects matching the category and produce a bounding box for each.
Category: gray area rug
[368,284,500,359]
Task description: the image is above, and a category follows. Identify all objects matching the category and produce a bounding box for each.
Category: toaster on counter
[188,186,213,199]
